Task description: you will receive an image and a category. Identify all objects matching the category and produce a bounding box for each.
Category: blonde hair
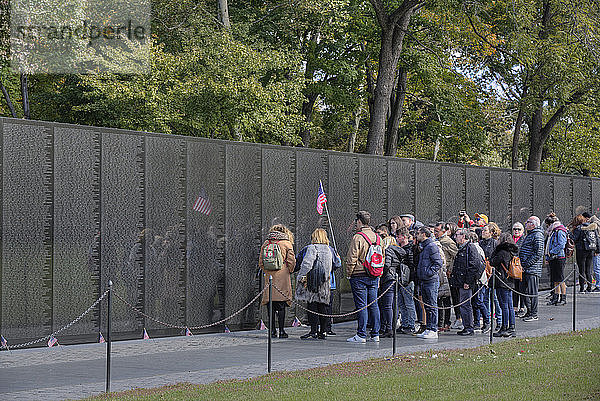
[311,228,329,245]
[269,224,294,245]
[488,222,501,239]
[382,235,397,250]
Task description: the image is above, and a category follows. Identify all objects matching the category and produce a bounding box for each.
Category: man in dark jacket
[450,228,480,336]
[519,216,545,321]
[396,227,417,334]
[415,227,442,339]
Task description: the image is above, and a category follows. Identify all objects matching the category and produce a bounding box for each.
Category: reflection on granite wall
[0,118,598,345]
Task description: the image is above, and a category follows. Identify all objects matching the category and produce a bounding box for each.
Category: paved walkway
[1,292,599,400]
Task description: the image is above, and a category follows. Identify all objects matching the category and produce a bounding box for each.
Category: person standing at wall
[450,228,480,336]
[490,232,519,337]
[376,224,404,337]
[415,227,442,339]
[259,224,296,338]
[511,222,526,316]
[519,216,545,322]
[571,212,600,292]
[346,211,381,343]
[296,228,340,339]
[400,214,424,231]
[395,227,417,335]
[544,213,568,306]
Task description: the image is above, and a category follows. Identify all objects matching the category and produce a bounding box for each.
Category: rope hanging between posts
[494,269,574,298]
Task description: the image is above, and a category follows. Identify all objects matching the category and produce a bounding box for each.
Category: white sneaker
[416,329,429,338]
[369,335,380,342]
[422,330,438,339]
[347,334,366,343]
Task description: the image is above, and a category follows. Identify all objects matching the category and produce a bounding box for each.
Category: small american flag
[291,317,302,327]
[143,328,150,340]
[48,335,58,347]
[224,326,231,333]
[316,181,327,215]
[98,332,105,343]
[193,187,212,215]
[258,320,267,330]
[185,328,193,336]
[1,335,7,349]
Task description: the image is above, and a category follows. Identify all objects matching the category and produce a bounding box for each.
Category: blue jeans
[496,288,515,327]
[594,254,600,288]
[420,279,439,332]
[493,289,502,325]
[398,281,416,329]
[472,285,490,327]
[350,276,380,338]
[378,280,396,332]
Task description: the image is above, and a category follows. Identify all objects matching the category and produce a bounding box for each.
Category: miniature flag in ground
[98,332,105,343]
[48,335,58,347]
[1,335,7,349]
[292,317,302,327]
[185,328,193,336]
[224,326,231,333]
[316,180,327,215]
[143,328,150,340]
[193,187,212,215]
[258,320,267,330]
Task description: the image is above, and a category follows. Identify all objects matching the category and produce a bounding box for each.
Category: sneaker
[300,332,317,340]
[416,329,429,338]
[592,287,600,293]
[522,315,538,322]
[397,327,415,335]
[369,335,380,342]
[326,330,337,336]
[380,331,393,338]
[450,320,463,330]
[516,309,527,318]
[482,324,491,334]
[347,334,366,343]
[457,329,474,336]
[316,333,326,340]
[415,325,426,335]
[473,326,482,332]
[422,330,438,339]
[279,331,288,339]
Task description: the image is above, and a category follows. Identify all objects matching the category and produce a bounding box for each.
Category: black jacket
[382,245,406,283]
[402,243,416,283]
[489,242,519,289]
[479,237,497,260]
[450,241,480,287]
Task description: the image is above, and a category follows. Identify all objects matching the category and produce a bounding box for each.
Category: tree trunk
[1,80,16,117]
[348,106,362,153]
[365,2,418,155]
[218,0,231,29]
[300,93,318,147]
[384,67,407,156]
[511,85,528,169]
[20,74,29,119]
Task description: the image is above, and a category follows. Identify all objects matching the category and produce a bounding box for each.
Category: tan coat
[259,239,296,305]
[345,227,378,277]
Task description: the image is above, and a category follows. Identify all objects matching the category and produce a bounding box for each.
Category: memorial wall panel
[186,140,225,328]
[53,127,100,336]
[262,148,296,237]
[489,170,512,230]
[466,167,489,216]
[359,157,387,225]
[387,159,414,217]
[593,180,600,217]
[225,144,262,328]
[512,171,533,224]
[532,174,554,220]
[553,177,572,224]
[101,132,145,334]
[441,165,465,222]
[1,122,53,340]
[415,161,441,224]
[573,178,592,216]
[144,137,187,331]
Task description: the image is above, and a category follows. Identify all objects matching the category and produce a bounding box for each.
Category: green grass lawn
[87,329,600,401]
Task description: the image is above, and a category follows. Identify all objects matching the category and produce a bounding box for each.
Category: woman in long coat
[259,224,296,338]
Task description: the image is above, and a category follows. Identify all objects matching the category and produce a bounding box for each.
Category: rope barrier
[494,269,574,298]
[3,289,110,350]
[575,270,599,288]
[113,287,267,331]
[397,281,484,310]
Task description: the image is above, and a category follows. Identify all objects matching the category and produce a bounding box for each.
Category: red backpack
[358,232,384,277]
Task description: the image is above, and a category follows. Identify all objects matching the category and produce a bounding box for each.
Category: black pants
[307,302,329,334]
[324,291,335,331]
[450,286,461,320]
[576,249,595,291]
[513,279,526,310]
[268,301,287,332]
[437,296,451,327]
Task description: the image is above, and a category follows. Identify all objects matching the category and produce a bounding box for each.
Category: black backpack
[306,253,327,293]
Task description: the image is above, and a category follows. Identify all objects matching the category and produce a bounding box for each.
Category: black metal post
[268,275,272,373]
[490,270,495,344]
[393,280,398,356]
[106,280,112,393]
[573,260,576,331]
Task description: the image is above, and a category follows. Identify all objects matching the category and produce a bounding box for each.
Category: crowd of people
[257,210,600,342]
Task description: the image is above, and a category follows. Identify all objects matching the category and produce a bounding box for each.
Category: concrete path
[1,292,599,401]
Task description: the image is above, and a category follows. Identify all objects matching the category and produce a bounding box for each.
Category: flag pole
[320,180,338,253]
